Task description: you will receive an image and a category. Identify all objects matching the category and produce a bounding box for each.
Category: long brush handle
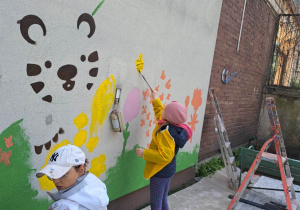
[140,73,152,90]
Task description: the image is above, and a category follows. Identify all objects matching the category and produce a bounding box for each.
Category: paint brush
[140,74,152,90]
[136,54,153,90]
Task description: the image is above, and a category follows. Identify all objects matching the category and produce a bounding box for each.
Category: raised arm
[151,90,165,121]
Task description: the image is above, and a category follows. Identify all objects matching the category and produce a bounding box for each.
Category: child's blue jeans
[150,176,172,210]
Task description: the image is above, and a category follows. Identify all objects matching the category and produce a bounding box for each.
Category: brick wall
[199,0,277,160]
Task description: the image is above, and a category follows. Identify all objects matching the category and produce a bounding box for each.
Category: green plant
[196,157,224,178]
[290,77,300,88]
[233,148,240,168]
[196,146,245,178]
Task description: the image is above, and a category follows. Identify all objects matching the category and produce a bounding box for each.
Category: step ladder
[208,88,239,190]
[227,97,299,210]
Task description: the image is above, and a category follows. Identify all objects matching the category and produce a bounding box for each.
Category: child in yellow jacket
[136,90,192,210]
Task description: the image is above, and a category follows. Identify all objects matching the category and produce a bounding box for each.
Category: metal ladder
[227,97,298,210]
[208,88,239,190]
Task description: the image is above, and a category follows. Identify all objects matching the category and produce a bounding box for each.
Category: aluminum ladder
[208,88,239,190]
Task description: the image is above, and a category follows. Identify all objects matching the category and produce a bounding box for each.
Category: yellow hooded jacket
[142,98,175,179]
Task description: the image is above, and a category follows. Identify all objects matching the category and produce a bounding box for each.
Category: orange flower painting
[140,69,202,144]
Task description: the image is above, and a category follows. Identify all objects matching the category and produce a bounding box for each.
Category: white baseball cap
[36,144,85,179]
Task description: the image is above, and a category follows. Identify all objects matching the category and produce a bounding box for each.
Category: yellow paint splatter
[38,176,54,191]
[89,154,106,177]
[74,112,88,130]
[87,75,116,153]
[38,75,117,190]
[74,130,88,147]
[86,136,99,153]
[136,54,144,73]
[38,140,71,191]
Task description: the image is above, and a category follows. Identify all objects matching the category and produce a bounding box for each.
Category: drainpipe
[237,0,247,53]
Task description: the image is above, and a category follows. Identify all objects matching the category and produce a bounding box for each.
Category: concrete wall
[0,0,222,209]
[257,86,300,160]
[199,0,278,160]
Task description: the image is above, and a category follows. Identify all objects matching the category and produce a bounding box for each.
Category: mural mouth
[34,127,64,155]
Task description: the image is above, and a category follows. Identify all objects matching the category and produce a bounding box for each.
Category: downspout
[237,0,247,53]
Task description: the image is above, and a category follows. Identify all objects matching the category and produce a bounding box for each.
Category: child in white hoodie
[36,144,109,210]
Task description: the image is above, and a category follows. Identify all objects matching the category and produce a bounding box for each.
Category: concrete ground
[236,175,300,210]
[142,168,238,210]
[142,168,300,210]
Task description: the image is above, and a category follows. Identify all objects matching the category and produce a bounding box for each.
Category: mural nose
[57,64,77,80]
[57,64,77,91]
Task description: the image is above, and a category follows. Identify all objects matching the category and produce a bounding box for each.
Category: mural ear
[17,15,47,45]
[77,13,96,38]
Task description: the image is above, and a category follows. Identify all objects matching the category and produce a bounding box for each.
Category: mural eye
[45,61,52,68]
[17,15,47,45]
[77,13,96,38]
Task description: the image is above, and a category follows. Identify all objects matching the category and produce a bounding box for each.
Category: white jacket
[47,172,109,210]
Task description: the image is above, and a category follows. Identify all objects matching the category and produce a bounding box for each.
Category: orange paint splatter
[0,150,12,165]
[147,143,150,148]
[153,118,157,124]
[191,88,202,111]
[166,94,171,100]
[142,89,150,101]
[142,106,147,114]
[165,79,171,89]
[185,88,202,143]
[4,135,13,148]
[141,69,174,138]
[185,96,190,108]
[140,119,145,127]
[160,70,166,80]
[188,113,198,132]
[159,93,164,101]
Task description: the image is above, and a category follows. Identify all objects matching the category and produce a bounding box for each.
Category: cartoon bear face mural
[17,13,99,104]
[15,12,107,155]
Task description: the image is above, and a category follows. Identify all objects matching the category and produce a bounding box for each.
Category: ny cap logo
[50,152,59,162]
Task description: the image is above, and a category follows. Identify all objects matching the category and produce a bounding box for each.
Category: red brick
[199,0,276,161]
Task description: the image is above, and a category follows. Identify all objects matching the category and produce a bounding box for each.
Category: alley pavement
[142,168,300,210]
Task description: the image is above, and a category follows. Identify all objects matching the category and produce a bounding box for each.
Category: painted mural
[0,0,222,209]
